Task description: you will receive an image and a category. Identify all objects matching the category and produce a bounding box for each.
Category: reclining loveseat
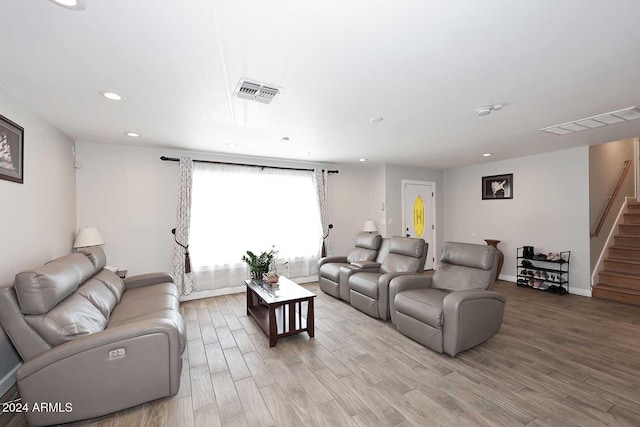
[0,247,185,426]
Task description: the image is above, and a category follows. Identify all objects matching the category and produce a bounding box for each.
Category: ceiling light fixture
[370,117,384,123]
[49,0,86,10]
[281,137,290,143]
[483,153,492,157]
[226,143,238,148]
[359,158,368,162]
[125,132,139,138]
[476,104,503,117]
[100,91,123,101]
[541,106,640,135]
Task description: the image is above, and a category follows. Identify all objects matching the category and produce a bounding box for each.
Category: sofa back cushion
[15,253,96,315]
[346,233,382,263]
[380,237,426,274]
[93,269,126,302]
[76,279,118,319]
[432,242,497,291]
[81,247,107,271]
[25,293,108,346]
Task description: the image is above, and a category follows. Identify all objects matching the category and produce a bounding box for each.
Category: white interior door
[402,181,435,270]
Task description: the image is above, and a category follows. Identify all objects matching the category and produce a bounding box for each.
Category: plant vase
[484,239,504,281]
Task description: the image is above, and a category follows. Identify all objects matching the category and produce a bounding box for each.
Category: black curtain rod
[160,156,338,174]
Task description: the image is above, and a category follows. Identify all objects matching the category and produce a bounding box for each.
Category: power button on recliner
[108,348,126,360]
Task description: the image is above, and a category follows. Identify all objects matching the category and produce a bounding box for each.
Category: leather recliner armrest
[124,272,174,289]
[442,290,506,357]
[17,318,182,426]
[350,261,381,269]
[388,274,433,325]
[318,256,348,269]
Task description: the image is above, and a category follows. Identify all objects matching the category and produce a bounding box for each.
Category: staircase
[593,202,640,305]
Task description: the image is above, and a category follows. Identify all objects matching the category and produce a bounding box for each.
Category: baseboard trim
[570,288,592,297]
[0,363,20,399]
[180,276,317,301]
[499,274,517,283]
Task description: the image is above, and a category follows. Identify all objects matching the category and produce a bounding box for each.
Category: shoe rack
[516,247,570,294]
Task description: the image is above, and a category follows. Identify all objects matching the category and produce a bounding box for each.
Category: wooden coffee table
[244,276,316,347]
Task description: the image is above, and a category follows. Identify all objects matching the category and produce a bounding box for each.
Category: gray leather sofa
[0,247,185,426]
[318,233,382,301]
[349,236,428,320]
[389,242,505,357]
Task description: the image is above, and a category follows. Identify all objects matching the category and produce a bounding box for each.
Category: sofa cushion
[355,233,382,250]
[80,247,107,271]
[76,279,117,319]
[349,272,380,298]
[320,262,350,282]
[107,309,186,353]
[15,253,96,315]
[121,282,179,301]
[346,248,377,263]
[25,293,108,346]
[380,237,425,274]
[110,286,180,325]
[394,288,448,328]
[432,264,494,292]
[439,242,494,270]
[93,269,126,302]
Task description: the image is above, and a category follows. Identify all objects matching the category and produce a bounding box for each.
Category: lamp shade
[73,227,104,248]
[362,219,378,233]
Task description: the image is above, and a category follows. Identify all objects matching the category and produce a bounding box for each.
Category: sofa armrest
[442,290,506,357]
[124,272,174,289]
[350,261,381,269]
[388,274,432,325]
[17,318,182,426]
[377,272,425,321]
[318,256,348,269]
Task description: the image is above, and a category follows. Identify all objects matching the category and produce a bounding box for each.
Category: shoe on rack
[521,260,534,268]
[541,271,549,280]
[528,279,535,287]
[534,271,541,279]
[539,283,550,290]
[533,279,543,288]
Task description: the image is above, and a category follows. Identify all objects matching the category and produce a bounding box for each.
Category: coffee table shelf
[244,277,315,347]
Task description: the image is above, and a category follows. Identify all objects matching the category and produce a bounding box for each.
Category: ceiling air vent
[541,106,640,135]
[234,79,281,104]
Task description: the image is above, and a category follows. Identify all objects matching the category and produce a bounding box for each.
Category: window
[189,162,322,291]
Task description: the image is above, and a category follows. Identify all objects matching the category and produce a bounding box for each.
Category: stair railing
[591,160,632,238]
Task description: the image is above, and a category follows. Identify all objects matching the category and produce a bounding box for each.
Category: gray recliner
[0,247,184,426]
[348,236,428,320]
[318,232,382,301]
[389,242,505,357]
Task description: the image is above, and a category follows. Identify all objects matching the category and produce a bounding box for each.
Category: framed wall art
[0,114,24,184]
[482,173,513,200]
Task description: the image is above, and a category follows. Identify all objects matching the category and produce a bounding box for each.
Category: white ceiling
[1,1,640,169]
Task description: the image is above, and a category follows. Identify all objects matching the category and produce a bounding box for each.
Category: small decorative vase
[251,269,267,281]
[484,239,504,280]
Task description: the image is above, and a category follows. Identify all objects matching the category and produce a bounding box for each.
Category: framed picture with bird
[482,173,513,200]
[0,114,24,184]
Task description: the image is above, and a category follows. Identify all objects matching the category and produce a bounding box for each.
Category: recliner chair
[389,241,505,357]
[318,232,382,301]
[348,236,427,319]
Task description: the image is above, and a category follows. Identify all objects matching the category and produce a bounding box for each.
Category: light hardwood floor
[4,280,640,427]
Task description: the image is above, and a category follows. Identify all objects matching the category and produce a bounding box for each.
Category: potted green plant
[242,247,277,281]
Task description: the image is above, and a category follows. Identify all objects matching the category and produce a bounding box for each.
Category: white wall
[443,146,591,296]
[76,142,373,275]
[0,86,77,396]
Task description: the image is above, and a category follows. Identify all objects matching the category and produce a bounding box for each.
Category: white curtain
[171,157,195,295]
[313,169,331,257]
[189,163,323,291]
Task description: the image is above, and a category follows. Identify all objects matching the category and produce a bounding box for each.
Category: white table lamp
[363,219,378,233]
[73,227,105,249]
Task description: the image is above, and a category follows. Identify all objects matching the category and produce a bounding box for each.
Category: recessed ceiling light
[370,117,384,123]
[281,137,290,143]
[476,104,504,116]
[49,0,86,10]
[305,152,312,156]
[125,132,139,138]
[226,143,238,148]
[100,91,123,101]
[359,158,368,162]
[482,153,492,157]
